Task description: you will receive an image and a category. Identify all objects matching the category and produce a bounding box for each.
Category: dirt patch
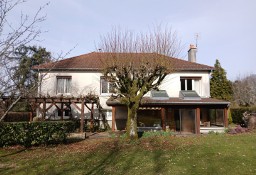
[0,163,17,169]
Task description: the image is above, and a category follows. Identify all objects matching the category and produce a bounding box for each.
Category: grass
[0,132,256,175]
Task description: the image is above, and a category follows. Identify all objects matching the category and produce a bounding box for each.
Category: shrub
[0,121,77,147]
[228,109,232,124]
[230,106,256,124]
[227,125,248,134]
[4,112,35,122]
[141,131,174,138]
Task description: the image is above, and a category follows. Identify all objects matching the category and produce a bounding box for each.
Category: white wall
[145,71,211,98]
[39,70,211,114]
[160,71,211,98]
[38,71,112,120]
[39,71,103,97]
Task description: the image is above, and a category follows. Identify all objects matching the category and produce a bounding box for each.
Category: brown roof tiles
[33,52,213,71]
[106,97,230,106]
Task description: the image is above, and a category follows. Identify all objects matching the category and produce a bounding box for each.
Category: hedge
[230,106,256,124]
[3,112,35,122]
[0,121,77,147]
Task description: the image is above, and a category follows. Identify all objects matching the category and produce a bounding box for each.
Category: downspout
[38,70,42,97]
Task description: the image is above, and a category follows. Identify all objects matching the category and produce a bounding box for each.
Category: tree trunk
[0,96,22,122]
[126,103,139,140]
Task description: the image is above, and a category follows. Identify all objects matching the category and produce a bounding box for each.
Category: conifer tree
[12,45,51,96]
[210,59,233,101]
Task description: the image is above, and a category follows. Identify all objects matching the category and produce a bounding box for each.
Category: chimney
[188,44,197,62]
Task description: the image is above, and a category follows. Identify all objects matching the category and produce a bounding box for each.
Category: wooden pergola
[1,95,100,132]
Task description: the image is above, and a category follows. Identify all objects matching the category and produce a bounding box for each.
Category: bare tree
[233,74,256,106]
[0,0,48,94]
[97,26,182,140]
[0,0,49,121]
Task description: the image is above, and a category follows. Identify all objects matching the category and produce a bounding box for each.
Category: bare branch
[97,25,183,139]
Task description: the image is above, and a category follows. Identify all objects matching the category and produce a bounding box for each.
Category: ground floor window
[210,109,224,126]
[174,109,196,134]
[103,110,112,120]
[171,108,225,133]
[57,109,71,117]
[137,109,161,127]
[201,108,224,127]
[114,106,225,133]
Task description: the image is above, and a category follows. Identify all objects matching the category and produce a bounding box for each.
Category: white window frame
[105,110,112,120]
[100,77,114,95]
[56,76,71,94]
[180,77,201,95]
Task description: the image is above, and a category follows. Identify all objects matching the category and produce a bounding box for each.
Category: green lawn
[0,132,256,175]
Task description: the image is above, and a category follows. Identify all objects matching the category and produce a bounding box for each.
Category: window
[100,77,115,94]
[56,76,71,94]
[180,77,201,94]
[104,110,112,120]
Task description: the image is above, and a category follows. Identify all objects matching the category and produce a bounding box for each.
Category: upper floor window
[100,77,115,94]
[180,77,201,94]
[56,76,71,94]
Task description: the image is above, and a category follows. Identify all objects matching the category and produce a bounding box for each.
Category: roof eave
[107,99,230,107]
[33,68,102,71]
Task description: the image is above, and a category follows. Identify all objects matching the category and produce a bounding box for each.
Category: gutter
[107,99,230,106]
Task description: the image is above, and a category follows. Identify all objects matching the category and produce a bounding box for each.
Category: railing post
[42,98,46,120]
[196,108,200,134]
[80,99,85,133]
[224,108,228,127]
[161,108,166,131]
[112,107,116,131]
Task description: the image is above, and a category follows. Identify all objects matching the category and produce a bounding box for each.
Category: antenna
[195,33,200,48]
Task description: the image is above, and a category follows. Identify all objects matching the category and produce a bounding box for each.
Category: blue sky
[10,0,256,80]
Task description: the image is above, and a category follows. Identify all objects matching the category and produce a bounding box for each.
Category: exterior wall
[158,71,211,98]
[38,70,211,125]
[39,70,211,100]
[38,71,112,123]
[39,71,103,97]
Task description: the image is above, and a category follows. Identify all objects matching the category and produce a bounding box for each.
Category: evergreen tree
[210,59,233,101]
[12,45,51,96]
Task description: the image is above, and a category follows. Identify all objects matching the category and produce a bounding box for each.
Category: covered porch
[109,97,230,134]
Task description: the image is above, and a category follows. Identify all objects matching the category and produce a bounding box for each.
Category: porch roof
[106,97,230,107]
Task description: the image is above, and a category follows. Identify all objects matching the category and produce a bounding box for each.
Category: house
[33,45,230,134]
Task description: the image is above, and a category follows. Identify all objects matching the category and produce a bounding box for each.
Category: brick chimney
[188,44,197,62]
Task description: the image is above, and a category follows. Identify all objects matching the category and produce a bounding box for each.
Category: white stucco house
[33,45,230,134]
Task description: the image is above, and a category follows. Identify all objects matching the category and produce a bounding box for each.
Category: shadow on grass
[65,137,85,144]
[0,148,26,158]
[1,137,174,175]
[84,140,120,175]
[153,150,164,174]
[84,140,142,175]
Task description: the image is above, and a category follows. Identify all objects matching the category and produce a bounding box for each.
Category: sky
[9,0,256,80]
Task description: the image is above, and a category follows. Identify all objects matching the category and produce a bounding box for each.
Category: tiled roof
[106,97,230,106]
[33,52,213,71]
[141,97,230,106]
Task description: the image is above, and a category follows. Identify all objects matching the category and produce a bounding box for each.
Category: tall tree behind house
[210,59,233,101]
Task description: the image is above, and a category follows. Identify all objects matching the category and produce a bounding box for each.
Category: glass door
[180,109,196,134]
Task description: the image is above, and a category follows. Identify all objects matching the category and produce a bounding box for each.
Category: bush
[0,121,77,147]
[4,112,35,122]
[228,108,232,124]
[141,131,174,138]
[230,106,256,124]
